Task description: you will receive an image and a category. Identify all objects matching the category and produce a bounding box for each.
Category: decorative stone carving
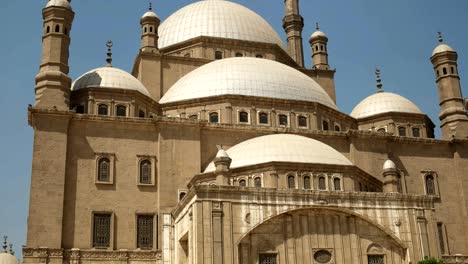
[313,249,332,263]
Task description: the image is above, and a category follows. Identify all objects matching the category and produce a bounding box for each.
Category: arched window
[412,127,420,137]
[437,70,440,77]
[377,128,386,133]
[189,114,198,120]
[288,175,295,189]
[255,54,263,58]
[334,125,341,131]
[239,179,246,187]
[259,112,269,124]
[235,52,243,57]
[116,105,127,117]
[334,178,341,191]
[215,51,223,60]
[46,26,50,33]
[184,53,191,58]
[426,175,435,195]
[298,115,307,127]
[254,177,262,188]
[149,27,153,33]
[64,28,68,35]
[55,24,60,33]
[398,126,406,137]
[443,67,447,75]
[144,27,147,33]
[98,157,111,182]
[279,114,288,126]
[139,110,146,118]
[209,112,219,123]
[303,176,311,190]
[320,45,324,51]
[139,160,152,184]
[239,111,249,123]
[322,120,329,131]
[179,192,186,201]
[98,104,109,116]
[316,46,319,51]
[318,176,326,190]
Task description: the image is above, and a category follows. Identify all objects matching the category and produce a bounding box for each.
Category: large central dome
[158,0,285,49]
[159,57,337,109]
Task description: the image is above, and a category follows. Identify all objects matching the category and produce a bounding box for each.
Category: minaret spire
[283,0,305,67]
[106,41,113,67]
[149,2,152,11]
[2,236,7,253]
[438,32,443,43]
[316,22,319,31]
[375,68,383,93]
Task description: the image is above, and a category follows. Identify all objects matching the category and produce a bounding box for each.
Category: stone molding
[23,248,163,264]
[443,255,468,264]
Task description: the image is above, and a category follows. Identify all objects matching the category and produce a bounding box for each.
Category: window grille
[279,115,288,126]
[298,116,307,127]
[319,176,326,190]
[139,110,146,118]
[116,105,127,117]
[140,160,152,184]
[259,254,277,264]
[322,120,329,131]
[426,175,435,195]
[239,111,249,123]
[288,175,295,189]
[215,51,223,60]
[398,127,406,137]
[412,127,421,137]
[137,215,154,249]
[334,125,341,131]
[254,177,262,188]
[93,214,111,248]
[259,112,269,124]
[98,104,108,115]
[368,255,384,264]
[239,179,246,187]
[334,178,341,191]
[98,158,110,182]
[303,176,311,190]
[209,112,219,123]
[437,222,446,254]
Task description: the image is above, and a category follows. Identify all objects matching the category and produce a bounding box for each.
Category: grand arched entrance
[237,208,407,264]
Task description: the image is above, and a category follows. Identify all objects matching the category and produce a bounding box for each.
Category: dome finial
[438,32,444,43]
[149,2,152,11]
[2,236,7,253]
[106,40,113,67]
[375,68,383,93]
[9,243,14,255]
[316,22,320,31]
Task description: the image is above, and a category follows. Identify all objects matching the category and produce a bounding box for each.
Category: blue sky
[0,0,467,257]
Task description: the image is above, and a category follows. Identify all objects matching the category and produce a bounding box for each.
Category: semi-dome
[71,67,151,97]
[158,0,285,49]
[159,57,337,109]
[432,43,455,56]
[45,0,71,9]
[0,253,19,264]
[350,92,422,119]
[204,134,352,172]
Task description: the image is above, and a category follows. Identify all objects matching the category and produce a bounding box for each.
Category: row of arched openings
[98,104,127,117]
[288,175,341,191]
[45,24,68,35]
[97,157,153,184]
[206,111,311,128]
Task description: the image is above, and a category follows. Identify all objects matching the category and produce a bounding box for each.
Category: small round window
[314,250,332,263]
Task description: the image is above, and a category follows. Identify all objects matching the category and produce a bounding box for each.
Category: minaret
[283,0,305,67]
[140,3,160,52]
[35,0,74,110]
[430,32,468,140]
[309,23,330,70]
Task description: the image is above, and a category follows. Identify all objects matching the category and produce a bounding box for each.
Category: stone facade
[23,1,468,264]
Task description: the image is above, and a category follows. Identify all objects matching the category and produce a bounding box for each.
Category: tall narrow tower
[140,3,160,52]
[430,33,468,139]
[283,0,304,67]
[309,23,330,70]
[35,0,74,110]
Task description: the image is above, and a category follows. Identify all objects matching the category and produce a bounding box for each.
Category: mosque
[20,0,468,264]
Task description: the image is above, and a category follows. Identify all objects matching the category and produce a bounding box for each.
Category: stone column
[212,202,224,264]
[162,214,172,264]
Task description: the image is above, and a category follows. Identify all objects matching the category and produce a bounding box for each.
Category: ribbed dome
[158,0,285,49]
[142,10,158,19]
[432,43,455,56]
[72,67,151,97]
[0,253,19,264]
[204,134,352,172]
[159,57,337,109]
[350,92,422,119]
[310,30,326,39]
[45,0,71,9]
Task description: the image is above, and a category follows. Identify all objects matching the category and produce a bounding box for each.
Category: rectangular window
[93,213,111,248]
[437,222,446,254]
[259,254,277,264]
[137,215,154,249]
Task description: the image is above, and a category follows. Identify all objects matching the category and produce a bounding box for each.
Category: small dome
[142,11,159,19]
[204,134,352,172]
[350,92,422,119]
[160,57,337,109]
[45,0,71,10]
[432,43,455,56]
[310,30,327,39]
[158,0,285,49]
[0,253,19,264]
[383,159,396,170]
[72,67,151,97]
[216,149,229,159]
